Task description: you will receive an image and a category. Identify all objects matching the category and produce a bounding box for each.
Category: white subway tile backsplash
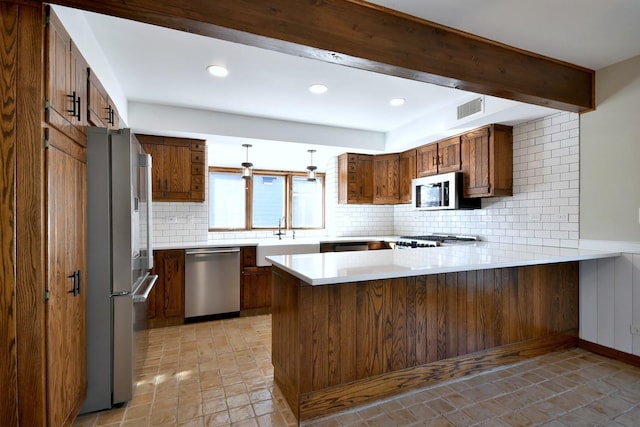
[151,112,579,247]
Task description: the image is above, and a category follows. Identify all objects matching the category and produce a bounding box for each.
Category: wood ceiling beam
[46,0,594,112]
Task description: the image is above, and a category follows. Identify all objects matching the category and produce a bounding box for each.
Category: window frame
[208,166,325,231]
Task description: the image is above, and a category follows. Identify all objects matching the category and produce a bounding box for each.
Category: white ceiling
[74,0,640,169]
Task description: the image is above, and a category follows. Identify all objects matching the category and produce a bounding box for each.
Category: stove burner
[396,234,479,248]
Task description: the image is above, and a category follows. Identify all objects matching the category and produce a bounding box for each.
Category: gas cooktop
[396,234,479,248]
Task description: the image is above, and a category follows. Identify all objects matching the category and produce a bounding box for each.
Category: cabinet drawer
[192,163,204,175]
[191,151,205,163]
[191,141,205,151]
[348,172,358,182]
[348,162,357,172]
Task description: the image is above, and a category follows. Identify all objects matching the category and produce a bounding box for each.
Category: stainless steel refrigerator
[81,127,157,413]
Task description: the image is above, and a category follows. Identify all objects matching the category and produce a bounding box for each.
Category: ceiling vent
[457,97,484,120]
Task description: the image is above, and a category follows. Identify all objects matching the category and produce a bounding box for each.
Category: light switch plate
[166,216,178,224]
[631,324,640,335]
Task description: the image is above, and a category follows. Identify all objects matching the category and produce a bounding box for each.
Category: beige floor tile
[73,315,640,427]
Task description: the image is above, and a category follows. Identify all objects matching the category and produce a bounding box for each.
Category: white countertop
[266,242,621,285]
[154,236,398,251]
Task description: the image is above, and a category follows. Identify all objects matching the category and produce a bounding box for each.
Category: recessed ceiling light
[389,98,406,106]
[207,65,229,77]
[309,84,328,94]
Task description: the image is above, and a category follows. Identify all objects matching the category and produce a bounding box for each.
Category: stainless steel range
[395,234,479,248]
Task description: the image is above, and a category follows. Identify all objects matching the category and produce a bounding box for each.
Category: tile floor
[74,314,640,427]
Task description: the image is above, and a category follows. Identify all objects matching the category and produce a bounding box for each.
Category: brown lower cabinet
[241,247,272,314]
[148,249,185,327]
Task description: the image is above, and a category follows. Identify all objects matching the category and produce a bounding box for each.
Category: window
[292,176,323,228]
[208,172,246,229]
[208,167,324,230]
[252,175,285,228]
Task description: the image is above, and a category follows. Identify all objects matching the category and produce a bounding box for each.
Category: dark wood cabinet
[240,247,272,314]
[338,153,373,204]
[148,249,185,327]
[461,124,513,198]
[338,124,511,205]
[45,127,87,427]
[373,153,400,204]
[45,9,88,145]
[416,136,461,177]
[399,149,417,204]
[138,134,206,202]
[43,9,88,426]
[87,69,120,129]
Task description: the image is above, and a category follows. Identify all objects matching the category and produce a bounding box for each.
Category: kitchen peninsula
[267,244,620,422]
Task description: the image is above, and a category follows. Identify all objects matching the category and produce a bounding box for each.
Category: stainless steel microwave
[412,171,481,210]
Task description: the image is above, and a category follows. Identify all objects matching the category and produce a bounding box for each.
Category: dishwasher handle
[185,248,241,256]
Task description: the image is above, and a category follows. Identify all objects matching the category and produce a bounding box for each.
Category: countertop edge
[267,246,621,286]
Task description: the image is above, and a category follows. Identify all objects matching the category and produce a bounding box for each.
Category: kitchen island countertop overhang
[265,242,621,286]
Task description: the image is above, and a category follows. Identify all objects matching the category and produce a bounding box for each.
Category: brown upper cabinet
[338,124,512,205]
[399,149,417,204]
[461,124,513,198]
[137,134,206,202]
[373,153,400,204]
[87,69,120,129]
[45,9,89,145]
[338,153,374,204]
[416,136,461,177]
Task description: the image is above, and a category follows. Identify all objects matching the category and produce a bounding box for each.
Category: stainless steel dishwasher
[185,247,240,318]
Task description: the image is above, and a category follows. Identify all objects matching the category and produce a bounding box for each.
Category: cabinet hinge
[44,290,50,302]
[43,98,50,110]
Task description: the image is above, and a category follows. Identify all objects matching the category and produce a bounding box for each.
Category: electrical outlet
[187,215,194,224]
[166,216,178,224]
[631,324,640,336]
[553,213,569,222]
[526,214,541,222]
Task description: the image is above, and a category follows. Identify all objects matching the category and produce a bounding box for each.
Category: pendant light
[306,149,317,181]
[241,144,253,179]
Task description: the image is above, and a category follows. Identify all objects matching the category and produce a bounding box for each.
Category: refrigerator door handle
[133,274,158,303]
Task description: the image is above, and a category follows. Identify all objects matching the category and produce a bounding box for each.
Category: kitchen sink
[256,240,320,266]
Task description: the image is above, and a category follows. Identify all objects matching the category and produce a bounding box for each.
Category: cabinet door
[45,11,71,126]
[437,136,461,173]
[69,41,88,129]
[373,154,400,204]
[138,136,165,200]
[242,267,272,310]
[46,141,86,427]
[163,141,192,200]
[416,144,438,177]
[461,127,491,197]
[87,70,109,128]
[399,149,416,203]
[356,155,373,203]
[159,250,185,319]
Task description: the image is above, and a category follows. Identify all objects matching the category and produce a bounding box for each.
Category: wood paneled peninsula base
[271,262,580,423]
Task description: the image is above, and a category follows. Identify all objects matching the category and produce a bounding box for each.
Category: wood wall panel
[3,2,47,426]
[0,4,20,425]
[273,262,580,421]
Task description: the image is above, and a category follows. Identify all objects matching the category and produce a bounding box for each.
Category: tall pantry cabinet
[44,7,88,426]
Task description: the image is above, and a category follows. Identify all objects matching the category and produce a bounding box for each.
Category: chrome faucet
[274,216,287,240]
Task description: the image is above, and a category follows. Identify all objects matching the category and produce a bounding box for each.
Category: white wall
[580,55,640,242]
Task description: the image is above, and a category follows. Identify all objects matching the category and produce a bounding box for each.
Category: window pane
[292,177,323,228]
[252,175,285,228]
[209,172,246,229]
